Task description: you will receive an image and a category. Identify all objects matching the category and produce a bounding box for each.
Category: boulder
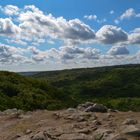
[3,108,18,115]
[31,131,50,140]
[85,103,107,113]
[66,108,77,114]
[77,102,94,111]
[25,129,32,135]
[66,113,86,122]
[61,110,94,122]
[122,118,138,125]
[94,129,114,140]
[122,124,140,137]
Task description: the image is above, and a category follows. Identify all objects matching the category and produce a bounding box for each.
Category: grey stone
[31,131,49,140]
[122,118,138,125]
[122,124,140,137]
[25,129,32,135]
[94,129,114,140]
[3,108,18,115]
[59,133,93,140]
[85,103,107,113]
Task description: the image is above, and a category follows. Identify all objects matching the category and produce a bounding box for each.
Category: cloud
[128,28,140,45]
[6,39,27,46]
[107,46,129,56]
[96,25,128,44]
[2,5,19,16]
[0,44,25,63]
[114,19,119,24]
[1,5,140,69]
[1,5,135,48]
[29,45,101,63]
[57,46,101,61]
[28,46,40,55]
[84,15,97,20]
[120,8,140,20]
[47,39,55,44]
[110,10,114,15]
[0,18,20,37]
[84,14,107,24]
[18,7,96,45]
[32,55,46,62]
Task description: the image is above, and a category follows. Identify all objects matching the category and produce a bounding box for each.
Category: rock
[106,113,114,118]
[106,134,128,140]
[77,106,85,111]
[59,133,93,140]
[94,129,114,140]
[26,111,33,116]
[62,110,93,122]
[89,115,97,121]
[46,127,64,138]
[113,138,128,140]
[77,102,108,113]
[31,131,49,140]
[122,118,138,125]
[81,102,94,108]
[72,122,89,130]
[76,128,91,134]
[2,108,24,119]
[11,133,22,140]
[3,108,18,115]
[66,113,86,122]
[25,129,32,135]
[0,111,4,116]
[66,108,77,113]
[122,124,140,137]
[108,109,118,112]
[52,112,61,119]
[92,120,102,126]
[77,102,94,111]
[15,133,22,138]
[85,103,107,113]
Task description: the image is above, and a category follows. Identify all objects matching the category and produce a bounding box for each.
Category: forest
[0,64,140,111]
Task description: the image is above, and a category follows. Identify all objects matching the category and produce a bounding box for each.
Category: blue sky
[0,0,140,71]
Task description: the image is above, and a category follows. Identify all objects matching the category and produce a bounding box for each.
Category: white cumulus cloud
[96,25,128,44]
[1,5,19,16]
[120,8,140,20]
[107,46,129,56]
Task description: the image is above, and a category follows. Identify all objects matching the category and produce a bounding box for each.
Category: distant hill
[0,64,140,111]
[32,64,140,111]
[32,64,140,99]
[33,64,140,82]
[19,71,39,76]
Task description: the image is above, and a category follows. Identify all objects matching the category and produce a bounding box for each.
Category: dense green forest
[0,71,76,111]
[0,64,140,111]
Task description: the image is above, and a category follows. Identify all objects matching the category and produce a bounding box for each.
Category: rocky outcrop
[0,102,140,140]
[85,103,108,113]
[77,102,108,113]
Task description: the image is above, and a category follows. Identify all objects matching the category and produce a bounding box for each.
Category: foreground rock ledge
[0,102,139,140]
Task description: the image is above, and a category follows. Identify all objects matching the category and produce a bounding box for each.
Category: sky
[0,0,140,71]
